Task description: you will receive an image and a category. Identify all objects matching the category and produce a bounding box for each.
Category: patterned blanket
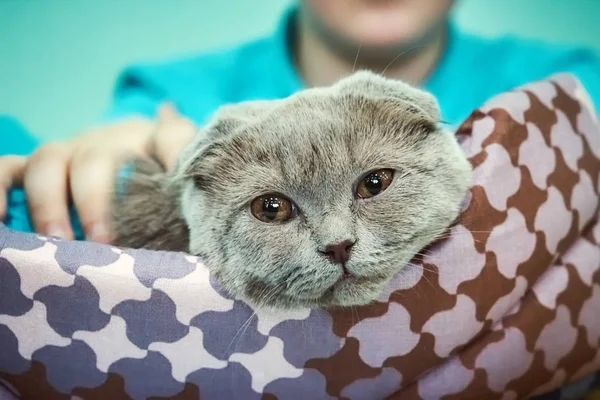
[0,74,599,400]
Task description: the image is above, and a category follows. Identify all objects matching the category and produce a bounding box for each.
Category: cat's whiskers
[388,265,423,301]
[432,237,487,246]
[435,230,494,238]
[257,279,279,302]
[352,305,362,326]
[398,263,424,300]
[352,40,363,73]
[417,263,454,278]
[386,261,434,296]
[412,284,424,300]
[431,231,489,245]
[392,249,459,277]
[350,41,425,77]
[210,308,260,384]
[260,279,289,305]
[380,45,425,76]
[224,311,258,355]
[417,267,438,293]
[262,282,288,306]
[435,230,494,237]
[394,286,415,301]
[223,280,288,356]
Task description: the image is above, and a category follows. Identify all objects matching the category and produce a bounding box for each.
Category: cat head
[175,71,471,309]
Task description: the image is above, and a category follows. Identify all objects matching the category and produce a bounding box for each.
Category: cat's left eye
[250,194,298,223]
[356,169,395,199]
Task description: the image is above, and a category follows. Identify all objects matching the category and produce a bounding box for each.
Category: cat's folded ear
[334,70,441,124]
[170,101,278,190]
[197,100,279,141]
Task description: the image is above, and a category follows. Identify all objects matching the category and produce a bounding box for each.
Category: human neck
[295,15,447,88]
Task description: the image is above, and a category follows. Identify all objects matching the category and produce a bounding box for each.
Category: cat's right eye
[356,169,395,199]
[250,194,298,223]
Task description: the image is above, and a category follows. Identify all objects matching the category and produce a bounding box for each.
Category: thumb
[157,102,179,122]
[150,104,197,171]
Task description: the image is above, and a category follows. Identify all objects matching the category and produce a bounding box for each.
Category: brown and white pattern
[0,74,599,399]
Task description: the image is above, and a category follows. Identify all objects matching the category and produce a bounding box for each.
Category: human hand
[0,105,197,242]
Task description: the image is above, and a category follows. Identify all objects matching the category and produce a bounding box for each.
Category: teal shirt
[4,8,600,235]
[104,9,600,128]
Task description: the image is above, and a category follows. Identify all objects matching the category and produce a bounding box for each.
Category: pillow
[0,74,599,400]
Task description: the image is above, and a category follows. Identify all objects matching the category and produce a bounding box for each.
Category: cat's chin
[323,275,390,308]
[250,274,390,310]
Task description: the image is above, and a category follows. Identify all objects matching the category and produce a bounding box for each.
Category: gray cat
[112,71,472,310]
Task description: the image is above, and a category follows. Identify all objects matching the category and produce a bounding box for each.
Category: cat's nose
[320,240,355,264]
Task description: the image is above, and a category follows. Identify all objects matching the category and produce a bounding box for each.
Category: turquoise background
[1,0,599,142]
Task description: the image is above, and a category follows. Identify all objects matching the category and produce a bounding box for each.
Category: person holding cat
[1,0,599,242]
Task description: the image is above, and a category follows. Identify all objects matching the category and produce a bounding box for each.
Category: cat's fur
[112,71,472,309]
